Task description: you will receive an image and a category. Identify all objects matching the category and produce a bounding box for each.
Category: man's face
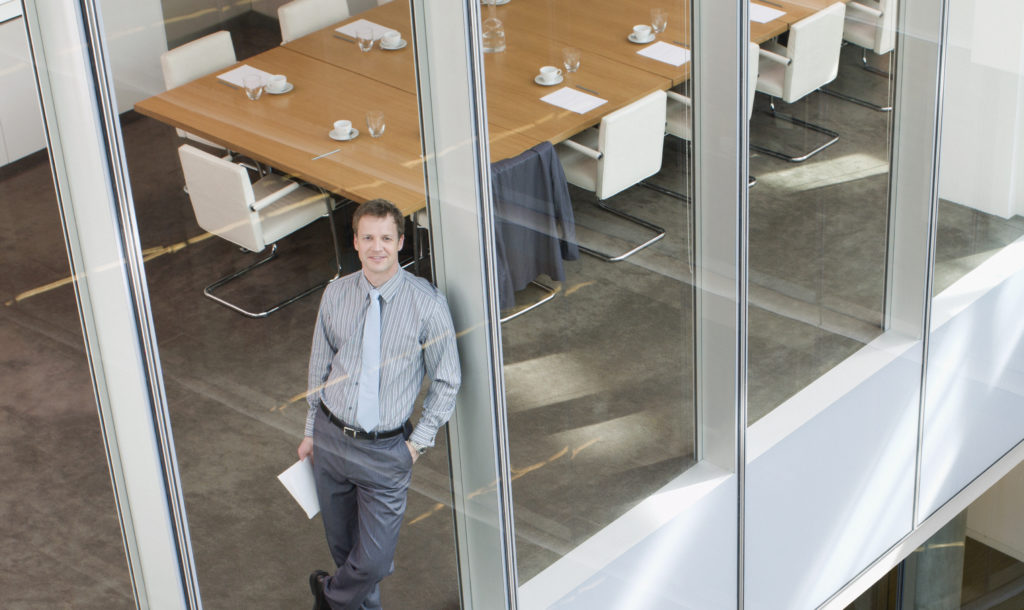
[354,214,404,284]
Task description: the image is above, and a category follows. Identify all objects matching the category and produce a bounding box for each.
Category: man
[300,199,461,609]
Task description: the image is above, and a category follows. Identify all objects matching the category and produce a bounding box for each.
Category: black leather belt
[319,401,407,440]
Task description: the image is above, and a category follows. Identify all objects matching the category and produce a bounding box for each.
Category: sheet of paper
[750,3,786,23]
[637,41,692,67]
[336,19,399,40]
[217,64,274,88]
[540,87,608,115]
[278,458,320,519]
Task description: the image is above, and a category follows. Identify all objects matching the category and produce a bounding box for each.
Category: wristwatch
[409,440,427,456]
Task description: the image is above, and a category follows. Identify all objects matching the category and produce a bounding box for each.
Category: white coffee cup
[267,74,288,93]
[382,31,401,47]
[539,65,562,84]
[333,120,353,137]
[633,24,653,41]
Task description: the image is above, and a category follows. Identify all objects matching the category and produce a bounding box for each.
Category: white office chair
[178,144,340,318]
[822,0,897,111]
[278,0,351,44]
[160,31,237,150]
[556,90,667,262]
[645,40,762,200]
[753,2,846,162]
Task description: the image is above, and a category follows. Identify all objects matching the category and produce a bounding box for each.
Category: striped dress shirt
[306,269,461,448]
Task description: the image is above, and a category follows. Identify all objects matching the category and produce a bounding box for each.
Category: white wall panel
[745,342,919,609]
[919,239,1024,520]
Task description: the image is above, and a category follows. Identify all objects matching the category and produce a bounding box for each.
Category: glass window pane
[747,0,895,423]
[485,0,698,584]
[919,0,1024,520]
[100,0,463,606]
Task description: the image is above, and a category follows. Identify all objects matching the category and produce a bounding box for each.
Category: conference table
[135,0,841,215]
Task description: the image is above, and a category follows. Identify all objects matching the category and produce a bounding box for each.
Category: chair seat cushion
[254,175,328,246]
[556,127,600,191]
[844,19,876,49]
[756,59,786,98]
[666,96,693,141]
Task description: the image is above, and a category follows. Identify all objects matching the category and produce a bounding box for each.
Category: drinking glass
[651,8,668,34]
[243,75,264,100]
[366,111,386,138]
[482,17,506,54]
[562,47,581,73]
[357,27,374,52]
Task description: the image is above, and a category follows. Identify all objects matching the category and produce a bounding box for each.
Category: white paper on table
[277,458,320,519]
[217,64,275,88]
[637,41,692,67]
[540,87,608,115]
[750,3,786,23]
[336,19,399,40]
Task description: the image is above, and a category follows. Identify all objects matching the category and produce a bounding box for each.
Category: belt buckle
[342,426,360,438]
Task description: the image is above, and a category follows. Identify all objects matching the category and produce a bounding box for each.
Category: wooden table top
[136,47,427,214]
[137,0,847,213]
[285,0,417,94]
[483,29,671,143]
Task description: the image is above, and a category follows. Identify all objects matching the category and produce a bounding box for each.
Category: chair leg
[751,98,840,163]
[820,49,893,112]
[500,280,558,323]
[578,200,667,262]
[640,179,690,202]
[203,244,329,318]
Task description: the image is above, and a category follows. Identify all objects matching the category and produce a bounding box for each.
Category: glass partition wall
[491,0,699,582]
[746,0,896,423]
[26,0,1024,606]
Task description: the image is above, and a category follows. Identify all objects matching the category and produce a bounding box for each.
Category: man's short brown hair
[352,199,405,235]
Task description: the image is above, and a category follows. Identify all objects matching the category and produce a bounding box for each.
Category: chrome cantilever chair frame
[203,196,341,319]
[751,2,846,163]
[820,0,896,112]
[556,90,668,262]
[179,144,340,318]
[754,97,841,163]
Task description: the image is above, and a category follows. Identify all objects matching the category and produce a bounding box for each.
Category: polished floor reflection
[5,12,1024,610]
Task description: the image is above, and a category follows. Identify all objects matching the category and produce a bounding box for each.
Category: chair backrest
[596,90,667,200]
[783,2,846,102]
[872,0,897,54]
[279,0,351,43]
[748,41,759,119]
[178,145,265,252]
[160,31,236,91]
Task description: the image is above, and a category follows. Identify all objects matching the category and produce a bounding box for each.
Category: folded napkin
[638,41,691,67]
[750,4,786,23]
[541,87,608,114]
[336,18,399,40]
[217,64,274,88]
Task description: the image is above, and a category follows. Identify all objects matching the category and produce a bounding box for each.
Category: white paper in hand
[278,457,320,519]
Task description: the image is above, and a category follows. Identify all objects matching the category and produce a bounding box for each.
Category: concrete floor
[3,11,1024,610]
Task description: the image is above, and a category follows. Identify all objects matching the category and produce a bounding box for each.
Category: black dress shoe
[309,570,330,610]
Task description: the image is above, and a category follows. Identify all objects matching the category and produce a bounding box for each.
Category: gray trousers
[313,407,413,610]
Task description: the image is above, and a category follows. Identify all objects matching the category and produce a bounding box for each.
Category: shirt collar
[359,268,405,303]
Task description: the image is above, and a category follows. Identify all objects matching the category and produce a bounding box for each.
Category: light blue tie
[356,289,381,432]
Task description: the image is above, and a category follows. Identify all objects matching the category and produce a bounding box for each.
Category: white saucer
[534,74,563,86]
[628,33,655,44]
[380,39,407,51]
[266,83,294,95]
[482,0,510,5]
[329,128,359,141]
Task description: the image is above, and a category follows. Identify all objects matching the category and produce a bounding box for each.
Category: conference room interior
[5,0,1024,607]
